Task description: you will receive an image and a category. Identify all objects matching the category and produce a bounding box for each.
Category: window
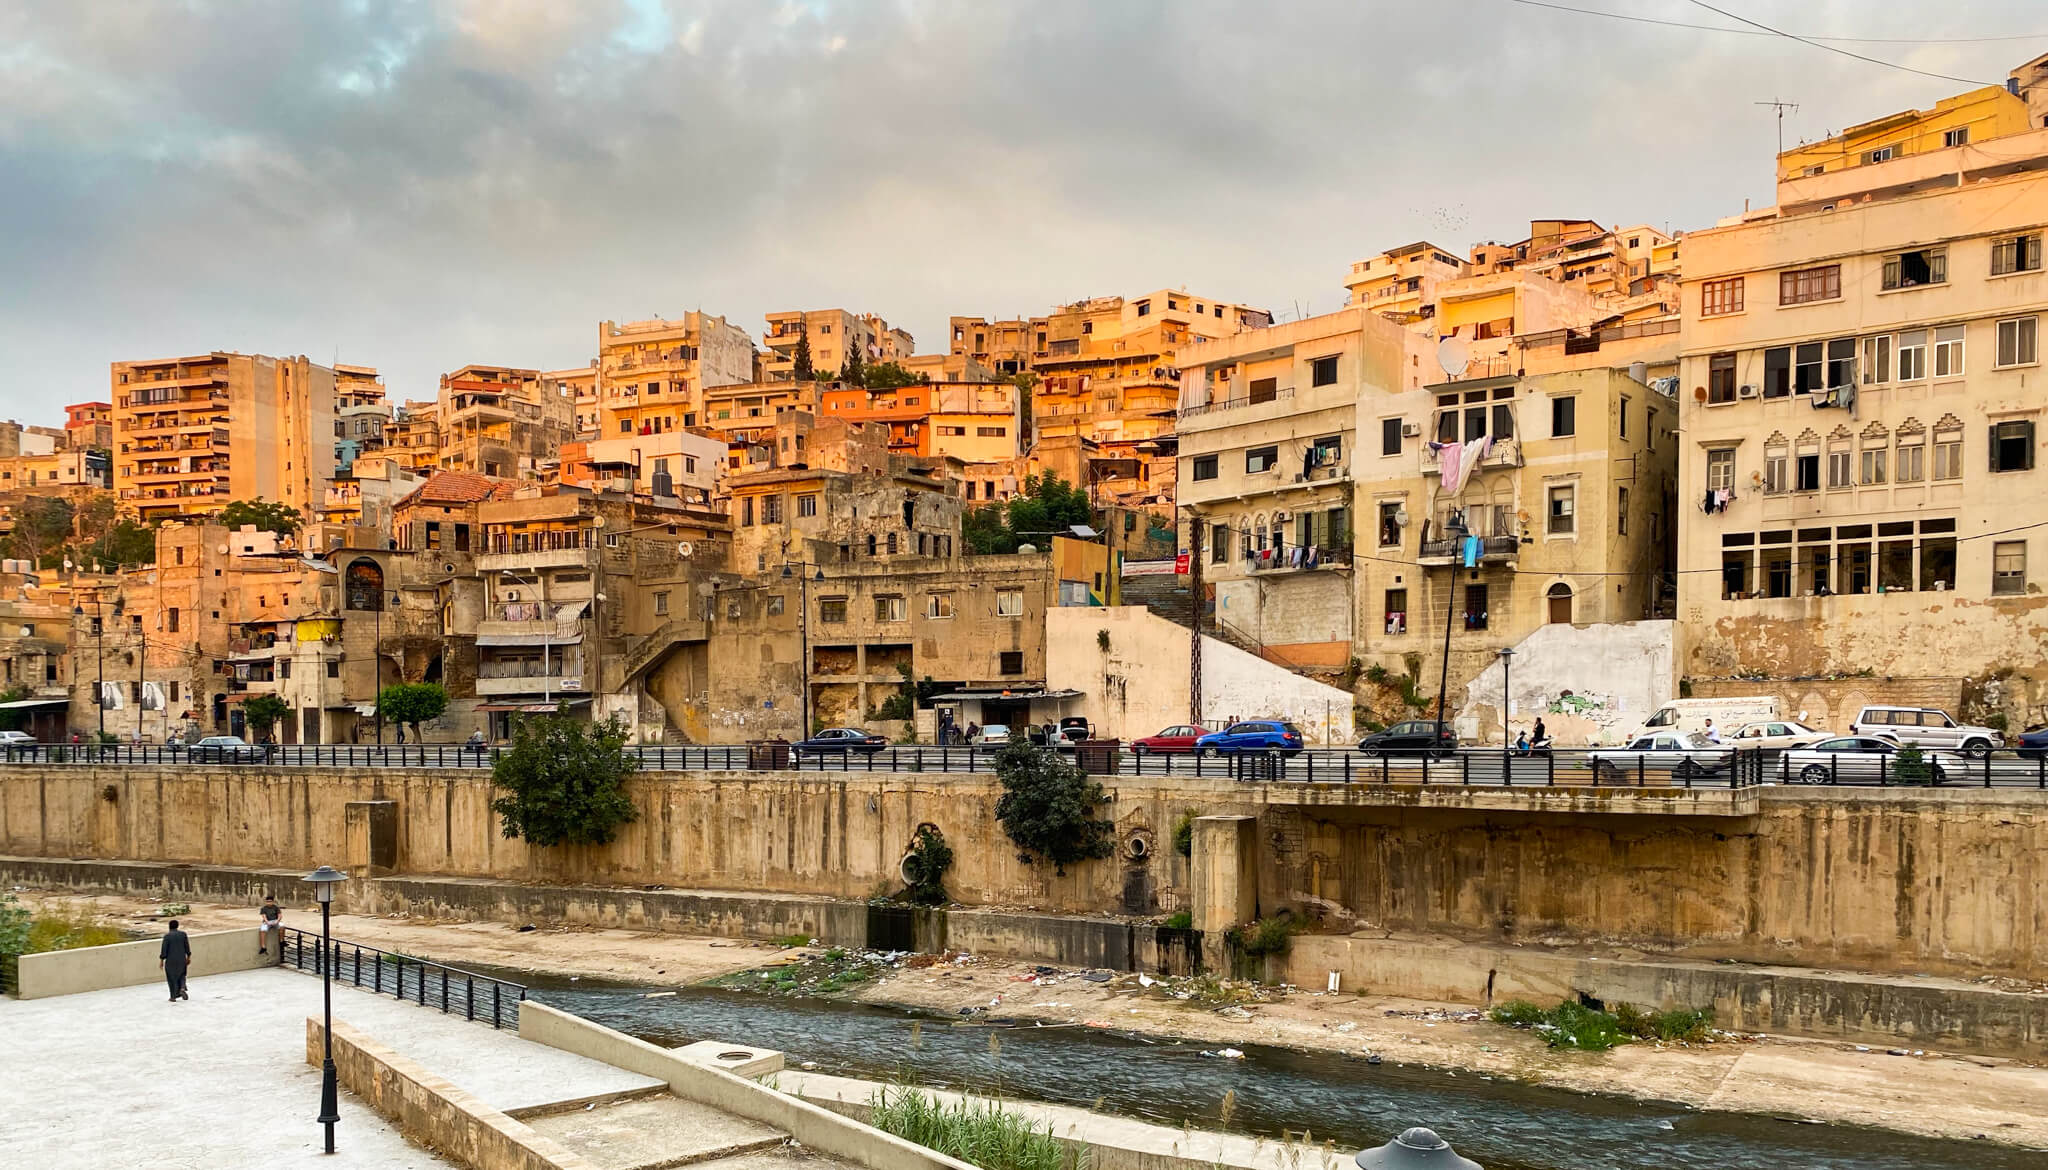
[1701,277,1744,316]
[1310,355,1339,386]
[1780,265,1841,305]
[1547,485,1575,534]
[1991,420,2035,472]
[1827,338,1855,388]
[1896,436,1924,482]
[1551,396,1575,437]
[987,649,1023,677]
[767,595,784,617]
[820,597,847,623]
[1764,448,1787,494]
[1997,317,2039,368]
[1882,249,1945,289]
[1828,447,1852,488]
[654,591,669,616]
[1491,397,1514,440]
[1860,446,1886,485]
[926,592,954,619]
[984,588,1022,619]
[1897,330,1927,380]
[1136,300,1151,317]
[885,532,898,555]
[1992,234,2043,276]
[1994,542,2027,595]
[1863,144,1895,164]
[1933,325,1966,378]
[1706,448,1735,492]
[976,426,1006,437]
[1210,523,1229,563]
[741,497,755,526]
[1245,446,1279,474]
[1248,377,1277,405]
[1944,127,1969,148]
[1382,417,1402,455]
[797,494,818,518]
[875,595,906,622]
[1934,427,1964,480]
[1378,502,1403,547]
[1383,589,1408,635]
[167,608,180,633]
[1191,454,1218,481]
[1707,354,1737,403]
[1764,346,1791,398]
[1796,453,1821,492]
[1618,396,1629,437]
[1463,583,1489,630]
[764,495,785,524]
[1794,343,1824,394]
[1310,435,1342,466]
[1862,335,1892,384]
[1616,486,1629,535]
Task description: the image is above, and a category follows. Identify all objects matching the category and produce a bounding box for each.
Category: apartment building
[949,315,1048,376]
[1343,241,1465,321]
[761,310,912,382]
[901,352,1001,385]
[317,454,419,534]
[432,364,575,478]
[543,366,599,439]
[109,352,337,522]
[64,402,113,451]
[1677,96,2048,693]
[596,313,755,436]
[558,429,723,509]
[815,381,1023,465]
[382,401,441,472]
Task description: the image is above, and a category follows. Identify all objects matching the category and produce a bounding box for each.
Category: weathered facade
[109,352,337,521]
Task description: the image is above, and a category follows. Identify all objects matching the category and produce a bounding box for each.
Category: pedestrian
[160,919,192,1002]
[1532,716,1548,745]
[1704,718,1722,744]
[966,721,980,744]
[257,893,282,961]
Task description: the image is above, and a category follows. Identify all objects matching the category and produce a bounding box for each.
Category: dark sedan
[1358,720,1457,757]
[2018,726,2048,759]
[791,728,889,756]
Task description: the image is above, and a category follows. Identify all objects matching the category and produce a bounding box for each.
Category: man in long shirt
[159,919,192,1001]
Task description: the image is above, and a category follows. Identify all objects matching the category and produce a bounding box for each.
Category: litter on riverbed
[643,991,676,998]
[1138,974,1156,988]
[1200,1048,1246,1060]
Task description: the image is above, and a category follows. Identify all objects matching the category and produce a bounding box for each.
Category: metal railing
[278,927,525,1029]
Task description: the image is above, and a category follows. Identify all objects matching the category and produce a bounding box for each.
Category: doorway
[1547,583,1574,624]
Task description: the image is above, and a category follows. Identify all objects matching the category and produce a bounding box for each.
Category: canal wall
[6,765,2048,981]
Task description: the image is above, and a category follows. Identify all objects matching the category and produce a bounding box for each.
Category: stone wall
[1686,676,1964,735]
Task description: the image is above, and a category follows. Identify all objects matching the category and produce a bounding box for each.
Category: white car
[1726,720,1832,751]
[0,730,37,748]
[1849,706,2001,758]
[1780,736,1958,785]
[1586,731,1732,780]
[971,724,1012,747]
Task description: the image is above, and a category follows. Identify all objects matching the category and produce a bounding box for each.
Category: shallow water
[505,972,2041,1170]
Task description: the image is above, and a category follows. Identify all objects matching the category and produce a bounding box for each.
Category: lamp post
[302,864,351,1156]
[1432,510,1468,750]
[1355,1126,1482,1169]
[1497,647,1514,750]
[780,562,826,738]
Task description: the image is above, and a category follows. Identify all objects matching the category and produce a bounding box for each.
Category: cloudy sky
[2,1,2042,412]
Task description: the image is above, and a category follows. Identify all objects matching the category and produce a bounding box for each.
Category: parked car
[1849,706,2001,758]
[0,730,37,748]
[1357,720,1457,757]
[1047,726,1092,752]
[1058,716,1093,741]
[791,728,888,756]
[2016,726,2048,759]
[1585,732,1731,780]
[971,724,1013,747]
[1621,695,1780,745]
[1781,736,1954,784]
[1130,724,1209,755]
[189,735,260,763]
[1726,720,1832,751]
[1194,721,1305,756]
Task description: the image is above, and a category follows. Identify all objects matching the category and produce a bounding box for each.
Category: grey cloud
[0,0,2036,407]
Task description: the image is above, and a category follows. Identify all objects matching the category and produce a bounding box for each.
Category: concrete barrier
[14,926,270,999]
[307,1017,600,1170]
[517,1000,978,1170]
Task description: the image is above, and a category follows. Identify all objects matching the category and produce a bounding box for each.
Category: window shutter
[2026,421,2038,471]
[1991,425,2001,472]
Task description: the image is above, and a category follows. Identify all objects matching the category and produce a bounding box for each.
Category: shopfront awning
[476,633,584,648]
[476,698,593,713]
[0,697,71,709]
[928,688,1083,701]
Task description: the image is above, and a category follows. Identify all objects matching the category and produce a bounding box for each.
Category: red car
[1130,724,1210,755]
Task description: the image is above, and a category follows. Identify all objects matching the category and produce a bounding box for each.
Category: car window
[1861,710,1887,725]
[1934,712,1956,728]
[1628,737,1653,750]
[1814,738,1856,751]
[1283,723,1305,736]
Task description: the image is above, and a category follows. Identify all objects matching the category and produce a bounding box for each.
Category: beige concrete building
[596,313,755,437]
[431,364,575,478]
[110,352,337,522]
[949,315,1047,376]
[1677,110,2048,712]
[761,309,912,383]
[1343,241,1466,321]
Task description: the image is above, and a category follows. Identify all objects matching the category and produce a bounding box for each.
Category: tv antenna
[1755,99,1798,156]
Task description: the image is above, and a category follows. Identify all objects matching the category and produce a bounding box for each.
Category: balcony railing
[1177,386,1294,420]
[1421,435,1521,474]
[1419,534,1521,563]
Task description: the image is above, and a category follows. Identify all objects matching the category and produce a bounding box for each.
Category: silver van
[1849,706,2001,758]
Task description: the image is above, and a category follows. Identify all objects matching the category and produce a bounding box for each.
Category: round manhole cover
[718,1051,753,1061]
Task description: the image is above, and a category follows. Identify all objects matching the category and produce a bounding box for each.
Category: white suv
[1849,706,2001,758]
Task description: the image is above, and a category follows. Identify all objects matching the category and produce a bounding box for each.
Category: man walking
[160,919,192,1001]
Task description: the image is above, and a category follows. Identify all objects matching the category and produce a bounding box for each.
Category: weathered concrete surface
[0,971,457,1170]
[521,1095,790,1169]
[14,925,268,999]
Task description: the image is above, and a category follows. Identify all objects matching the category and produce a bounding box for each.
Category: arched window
[1546,582,1573,625]
[345,559,385,612]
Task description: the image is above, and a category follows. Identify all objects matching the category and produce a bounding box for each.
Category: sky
[2,0,2043,414]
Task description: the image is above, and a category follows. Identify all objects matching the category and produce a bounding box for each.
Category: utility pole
[1755,99,1798,158]
[1185,507,1203,726]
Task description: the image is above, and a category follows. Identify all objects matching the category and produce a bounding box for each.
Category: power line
[1502,0,2048,46]
[1682,0,2001,86]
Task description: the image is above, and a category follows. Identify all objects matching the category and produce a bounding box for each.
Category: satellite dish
[216,544,230,555]
[677,540,695,558]
[1393,507,1410,527]
[1436,335,1471,380]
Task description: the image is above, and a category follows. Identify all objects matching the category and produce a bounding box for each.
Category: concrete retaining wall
[14,926,269,999]
[308,1018,599,1170]
[518,1000,977,1170]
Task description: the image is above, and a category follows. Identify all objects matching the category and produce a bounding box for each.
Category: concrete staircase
[619,618,709,684]
[521,1088,842,1169]
[1119,573,1345,682]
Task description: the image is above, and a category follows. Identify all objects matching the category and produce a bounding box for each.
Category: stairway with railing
[277,927,526,1029]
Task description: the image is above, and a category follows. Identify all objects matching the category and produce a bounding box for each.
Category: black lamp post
[1433,510,1468,750]
[302,864,350,1155]
[1497,647,1514,751]
[1356,1126,1482,1169]
[780,562,826,737]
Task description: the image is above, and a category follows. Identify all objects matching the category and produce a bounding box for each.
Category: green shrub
[1489,1000,1547,1027]
[490,713,640,847]
[1363,663,1391,685]
[868,1086,1069,1170]
[773,934,811,949]
[1171,811,1196,859]
[1493,998,1712,1050]
[1162,910,1193,930]
[1894,743,1933,785]
[901,824,954,906]
[1226,915,1296,958]
[1615,1004,1714,1043]
[992,742,1114,876]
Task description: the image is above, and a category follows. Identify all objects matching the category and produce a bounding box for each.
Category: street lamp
[1432,510,1468,751]
[302,864,351,1155]
[1355,1127,1482,1169]
[780,562,826,737]
[1497,647,1514,750]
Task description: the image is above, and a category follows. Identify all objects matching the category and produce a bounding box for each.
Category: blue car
[2017,726,2048,759]
[1193,720,1305,756]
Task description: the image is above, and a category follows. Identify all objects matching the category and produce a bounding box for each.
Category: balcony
[1245,544,1352,573]
[1418,534,1521,565]
[1421,436,1521,475]
[475,670,584,698]
[1177,386,1294,421]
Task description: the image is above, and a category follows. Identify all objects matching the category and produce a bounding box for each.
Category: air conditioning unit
[1737,384,1760,400]
[1401,423,1421,438]
[504,589,520,602]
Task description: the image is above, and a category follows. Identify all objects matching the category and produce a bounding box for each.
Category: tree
[216,498,302,537]
[792,333,816,381]
[242,694,290,743]
[1,497,74,568]
[865,361,917,391]
[839,346,866,387]
[490,712,640,847]
[0,687,27,732]
[1007,472,1092,541]
[72,496,156,568]
[962,502,1015,555]
[377,682,448,742]
[899,824,953,906]
[992,741,1116,876]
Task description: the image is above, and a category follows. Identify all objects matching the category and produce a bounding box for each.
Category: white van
[1623,696,1780,744]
